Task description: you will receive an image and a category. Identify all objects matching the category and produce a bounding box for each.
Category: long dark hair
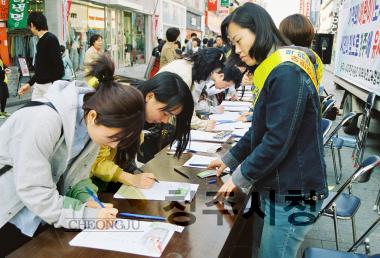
[138,72,194,157]
[84,54,145,169]
[221,3,289,66]
[184,48,225,83]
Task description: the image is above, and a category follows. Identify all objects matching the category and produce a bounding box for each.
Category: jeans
[258,195,323,258]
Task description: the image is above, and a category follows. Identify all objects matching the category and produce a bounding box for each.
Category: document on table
[182,154,217,168]
[209,112,241,121]
[221,101,252,107]
[223,105,251,112]
[232,128,250,137]
[213,121,250,131]
[170,141,222,153]
[190,130,231,143]
[69,220,178,257]
[114,181,199,202]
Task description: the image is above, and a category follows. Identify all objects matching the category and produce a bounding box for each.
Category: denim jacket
[222,62,328,200]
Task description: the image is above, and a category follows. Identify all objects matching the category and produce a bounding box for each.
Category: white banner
[334,0,380,94]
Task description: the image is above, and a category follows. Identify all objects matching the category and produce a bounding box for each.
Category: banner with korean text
[334,0,380,93]
[8,0,28,29]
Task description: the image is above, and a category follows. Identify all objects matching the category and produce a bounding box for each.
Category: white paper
[232,128,250,137]
[182,154,217,168]
[170,141,222,153]
[209,112,241,121]
[114,181,199,202]
[213,122,251,131]
[190,130,231,143]
[223,105,251,112]
[69,219,176,257]
[221,101,252,107]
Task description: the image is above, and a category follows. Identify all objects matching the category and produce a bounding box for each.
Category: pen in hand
[85,186,105,208]
[134,167,160,183]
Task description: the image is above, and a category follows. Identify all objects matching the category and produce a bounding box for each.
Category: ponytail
[83,53,145,151]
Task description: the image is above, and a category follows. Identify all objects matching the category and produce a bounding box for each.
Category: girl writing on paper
[0,54,145,256]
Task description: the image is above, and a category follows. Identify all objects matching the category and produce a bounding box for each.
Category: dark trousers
[0,83,9,113]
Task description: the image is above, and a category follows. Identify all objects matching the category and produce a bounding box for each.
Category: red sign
[0,0,9,21]
[208,0,217,11]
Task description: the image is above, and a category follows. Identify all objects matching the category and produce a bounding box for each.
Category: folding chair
[314,156,380,251]
[304,171,380,257]
[323,112,358,184]
[322,98,337,118]
[352,92,377,167]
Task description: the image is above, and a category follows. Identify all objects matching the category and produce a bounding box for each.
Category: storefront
[1,0,46,97]
[186,10,202,39]
[161,0,187,44]
[3,0,45,68]
[67,0,106,71]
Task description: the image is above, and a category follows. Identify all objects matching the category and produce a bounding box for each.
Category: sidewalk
[6,64,148,107]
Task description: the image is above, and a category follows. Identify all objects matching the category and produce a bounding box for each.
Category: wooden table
[8,143,251,258]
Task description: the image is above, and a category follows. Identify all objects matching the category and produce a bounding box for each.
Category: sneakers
[0,112,10,118]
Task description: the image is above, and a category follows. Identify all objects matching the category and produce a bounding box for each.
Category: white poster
[334,0,380,94]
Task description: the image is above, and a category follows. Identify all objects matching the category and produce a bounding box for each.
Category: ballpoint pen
[85,186,105,208]
[134,167,160,183]
[188,163,209,167]
[173,168,190,179]
[118,212,166,221]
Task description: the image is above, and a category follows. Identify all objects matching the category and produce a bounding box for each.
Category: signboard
[334,0,380,94]
[300,0,311,17]
[208,0,217,11]
[0,0,9,21]
[220,0,229,7]
[8,0,28,29]
[18,57,29,77]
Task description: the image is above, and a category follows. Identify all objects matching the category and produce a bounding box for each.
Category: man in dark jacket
[18,12,64,100]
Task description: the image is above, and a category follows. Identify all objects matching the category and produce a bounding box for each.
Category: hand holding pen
[85,187,118,229]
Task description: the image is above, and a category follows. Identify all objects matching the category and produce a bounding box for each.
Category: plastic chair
[315,156,380,251]
[323,112,358,184]
[352,92,377,167]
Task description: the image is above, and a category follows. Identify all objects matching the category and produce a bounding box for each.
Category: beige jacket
[159,42,178,68]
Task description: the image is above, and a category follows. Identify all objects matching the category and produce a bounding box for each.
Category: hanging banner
[208,0,217,11]
[8,0,28,29]
[0,0,9,21]
[334,0,380,94]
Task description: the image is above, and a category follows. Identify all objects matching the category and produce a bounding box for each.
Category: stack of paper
[213,121,250,131]
[170,141,222,153]
[223,105,251,112]
[182,154,217,168]
[209,112,241,121]
[221,101,252,107]
[114,181,199,202]
[232,128,250,138]
[70,220,180,257]
[190,130,231,143]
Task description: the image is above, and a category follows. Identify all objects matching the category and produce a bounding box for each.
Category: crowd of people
[0,4,327,258]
